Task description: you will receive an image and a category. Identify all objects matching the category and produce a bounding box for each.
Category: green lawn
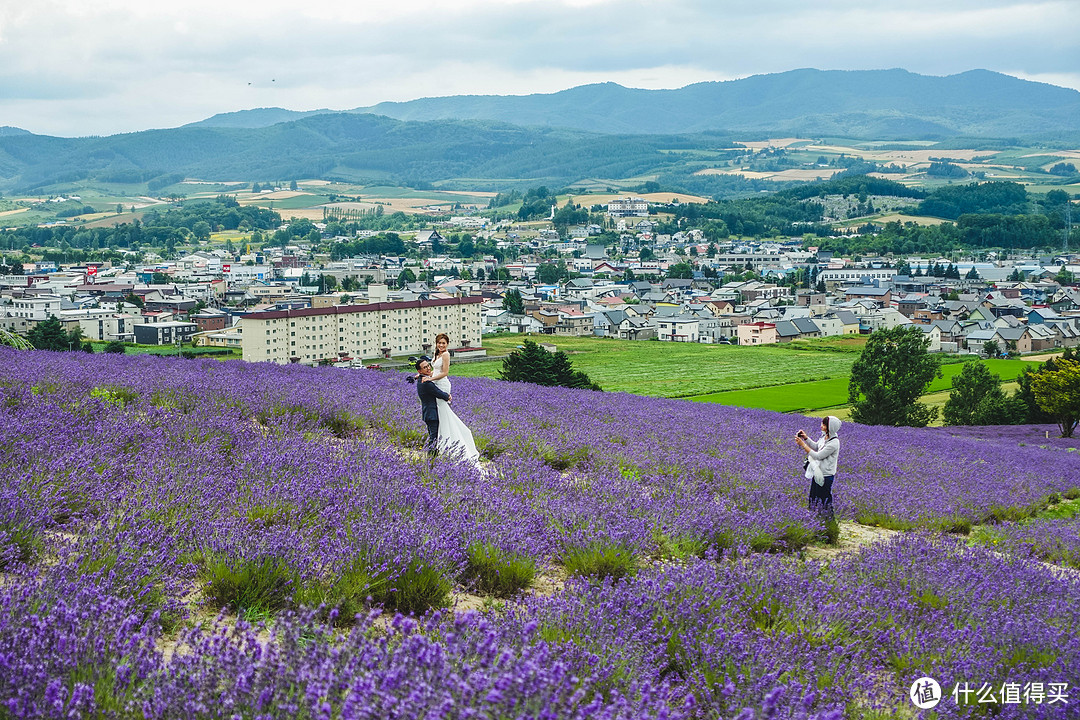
[692,357,1043,414]
[927,358,1042,393]
[690,377,851,412]
[460,335,1048,410]
[459,335,857,398]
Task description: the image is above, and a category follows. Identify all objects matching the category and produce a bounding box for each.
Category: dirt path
[802,522,900,561]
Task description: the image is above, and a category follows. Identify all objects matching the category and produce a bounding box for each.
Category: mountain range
[1,69,1077,195]
[187,68,1080,139]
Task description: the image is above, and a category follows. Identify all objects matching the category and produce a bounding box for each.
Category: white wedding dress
[430,355,480,464]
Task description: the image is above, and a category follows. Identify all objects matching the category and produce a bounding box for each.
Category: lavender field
[2,349,1078,719]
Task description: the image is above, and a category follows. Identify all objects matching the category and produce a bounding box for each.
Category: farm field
[691,357,1041,412]
[2,349,1078,718]
[456,335,860,398]
[460,336,1043,417]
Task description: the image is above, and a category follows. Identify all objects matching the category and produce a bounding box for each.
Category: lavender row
[512,533,1080,719]
[974,512,1080,570]
[6,349,1078,540]
[3,529,1075,718]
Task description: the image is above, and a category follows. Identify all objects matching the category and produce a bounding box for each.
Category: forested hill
[3,68,1078,195]
[194,69,1080,140]
[0,114,744,194]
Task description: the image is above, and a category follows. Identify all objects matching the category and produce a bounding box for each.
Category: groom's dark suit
[417,379,451,455]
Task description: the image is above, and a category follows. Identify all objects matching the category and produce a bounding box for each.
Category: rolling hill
[192,68,1080,140]
[2,68,1078,194]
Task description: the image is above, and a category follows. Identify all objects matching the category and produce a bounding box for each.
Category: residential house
[795,290,827,309]
[737,321,779,345]
[593,310,628,338]
[844,285,892,307]
[911,307,944,325]
[917,324,944,353]
[553,311,595,337]
[862,308,911,332]
[655,316,700,342]
[133,321,198,346]
[791,317,822,339]
[772,320,802,343]
[617,316,656,340]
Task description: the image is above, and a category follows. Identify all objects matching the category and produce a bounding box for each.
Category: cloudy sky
[2,0,1078,137]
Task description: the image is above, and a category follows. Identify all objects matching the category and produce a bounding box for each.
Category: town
[3,193,1079,364]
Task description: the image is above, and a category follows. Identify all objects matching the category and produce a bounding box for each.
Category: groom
[413,355,451,457]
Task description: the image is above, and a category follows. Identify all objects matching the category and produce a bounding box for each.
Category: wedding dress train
[430,355,480,464]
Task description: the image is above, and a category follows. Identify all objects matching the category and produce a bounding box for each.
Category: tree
[537,262,565,285]
[396,268,416,288]
[982,340,1000,358]
[502,289,525,315]
[666,262,694,279]
[27,315,83,352]
[103,340,126,354]
[1032,359,1080,438]
[499,340,601,391]
[1014,348,1079,423]
[192,221,212,242]
[1055,264,1075,286]
[943,361,1022,426]
[848,326,941,427]
[965,266,980,279]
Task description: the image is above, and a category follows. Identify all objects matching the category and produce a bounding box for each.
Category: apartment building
[818,268,898,288]
[10,296,63,321]
[606,197,649,218]
[241,296,484,364]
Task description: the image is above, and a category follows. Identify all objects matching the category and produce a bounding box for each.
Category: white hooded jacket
[804,416,841,479]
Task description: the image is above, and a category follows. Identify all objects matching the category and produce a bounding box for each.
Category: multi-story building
[11,296,62,321]
[607,197,649,218]
[818,268,897,289]
[133,321,198,346]
[240,296,484,364]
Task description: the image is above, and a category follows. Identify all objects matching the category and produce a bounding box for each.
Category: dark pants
[809,475,835,522]
[424,419,440,457]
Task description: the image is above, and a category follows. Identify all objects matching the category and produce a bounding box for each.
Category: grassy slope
[464,335,1045,416]
[458,334,860,398]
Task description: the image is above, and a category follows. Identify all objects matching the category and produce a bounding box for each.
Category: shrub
[373,560,451,615]
[560,542,637,581]
[0,521,41,567]
[463,542,536,597]
[202,554,297,616]
[294,559,382,625]
[821,517,840,545]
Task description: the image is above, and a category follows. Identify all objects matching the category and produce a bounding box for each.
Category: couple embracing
[411,333,480,465]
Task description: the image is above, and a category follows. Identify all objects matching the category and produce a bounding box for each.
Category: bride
[423,333,480,464]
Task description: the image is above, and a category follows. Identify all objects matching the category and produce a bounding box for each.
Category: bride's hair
[435,333,450,348]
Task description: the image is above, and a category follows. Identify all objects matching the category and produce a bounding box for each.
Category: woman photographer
[796,416,841,522]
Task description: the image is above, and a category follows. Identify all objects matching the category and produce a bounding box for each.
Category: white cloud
[0,0,1076,136]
